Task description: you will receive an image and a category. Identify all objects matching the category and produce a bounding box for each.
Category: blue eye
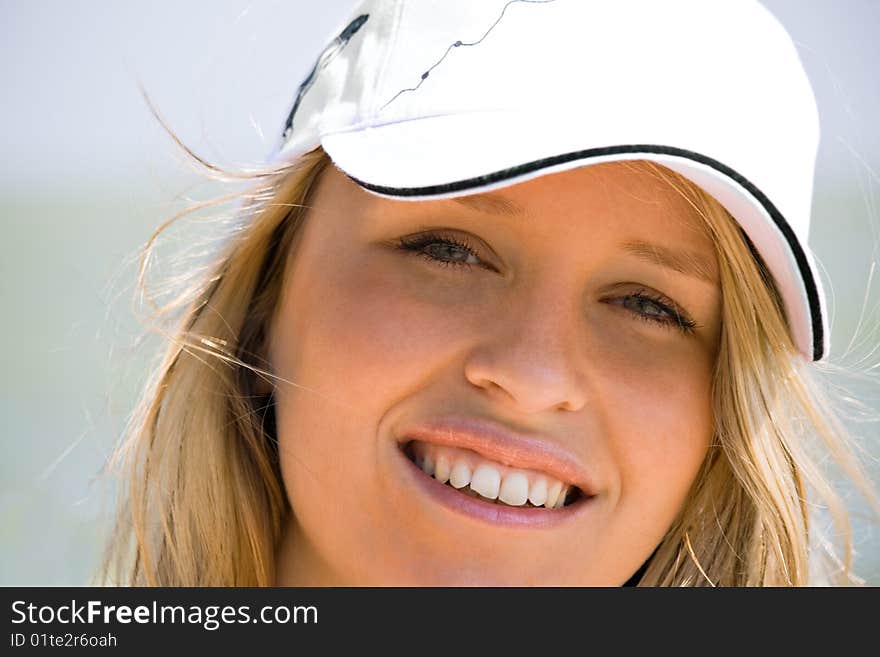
[613,289,698,334]
[396,235,697,335]
[396,232,488,271]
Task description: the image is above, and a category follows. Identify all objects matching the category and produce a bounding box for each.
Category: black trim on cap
[343,144,824,360]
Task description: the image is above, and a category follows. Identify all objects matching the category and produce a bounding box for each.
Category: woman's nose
[462,290,590,415]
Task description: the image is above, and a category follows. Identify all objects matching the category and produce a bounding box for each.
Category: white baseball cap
[273,0,828,361]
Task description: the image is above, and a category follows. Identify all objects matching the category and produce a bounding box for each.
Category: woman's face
[268,161,722,585]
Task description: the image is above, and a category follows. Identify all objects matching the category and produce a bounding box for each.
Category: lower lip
[394,442,594,529]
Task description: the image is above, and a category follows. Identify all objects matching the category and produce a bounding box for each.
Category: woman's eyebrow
[450,192,527,218]
[447,196,717,283]
[620,239,718,284]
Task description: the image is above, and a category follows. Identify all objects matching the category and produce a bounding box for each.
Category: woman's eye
[611,290,698,335]
[395,232,489,271]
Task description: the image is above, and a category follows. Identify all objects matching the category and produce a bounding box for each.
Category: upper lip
[396,415,596,495]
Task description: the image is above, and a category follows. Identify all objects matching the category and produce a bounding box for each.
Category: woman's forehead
[449,162,710,229]
[329,161,718,257]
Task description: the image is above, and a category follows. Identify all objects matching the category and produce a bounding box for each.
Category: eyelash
[395,231,698,334]
[395,231,487,272]
[614,288,698,335]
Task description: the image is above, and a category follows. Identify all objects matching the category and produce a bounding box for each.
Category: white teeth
[498,472,529,506]
[409,441,578,510]
[555,485,569,508]
[545,480,562,509]
[434,455,451,484]
[528,477,548,507]
[470,465,501,500]
[449,461,472,489]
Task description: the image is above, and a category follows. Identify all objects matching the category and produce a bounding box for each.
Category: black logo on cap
[282,13,370,141]
[380,0,557,111]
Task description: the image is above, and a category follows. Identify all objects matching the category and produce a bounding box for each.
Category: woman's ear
[235,339,278,399]
[250,344,277,397]
[254,371,275,397]
[238,309,279,399]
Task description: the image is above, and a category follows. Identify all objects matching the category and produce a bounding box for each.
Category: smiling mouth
[401,440,585,509]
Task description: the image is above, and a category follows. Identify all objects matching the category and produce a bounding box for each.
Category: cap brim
[320,112,828,361]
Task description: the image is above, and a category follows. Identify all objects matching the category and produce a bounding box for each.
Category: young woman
[104,0,878,586]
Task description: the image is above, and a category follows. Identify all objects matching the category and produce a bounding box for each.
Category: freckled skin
[269,163,722,586]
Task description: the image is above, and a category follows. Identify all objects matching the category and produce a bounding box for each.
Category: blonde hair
[102,141,877,586]
[633,163,878,585]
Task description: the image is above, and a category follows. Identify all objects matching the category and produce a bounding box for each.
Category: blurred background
[2,0,878,585]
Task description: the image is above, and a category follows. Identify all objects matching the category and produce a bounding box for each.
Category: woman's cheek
[580,312,714,490]
[290,258,478,404]
[595,352,713,512]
